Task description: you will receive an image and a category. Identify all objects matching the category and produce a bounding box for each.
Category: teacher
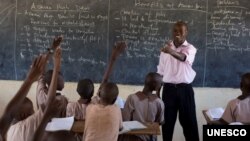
[157,21,199,141]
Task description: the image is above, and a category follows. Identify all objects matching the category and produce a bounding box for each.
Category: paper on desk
[206,107,224,119]
[119,121,147,134]
[45,116,74,132]
[115,96,125,109]
[229,122,243,125]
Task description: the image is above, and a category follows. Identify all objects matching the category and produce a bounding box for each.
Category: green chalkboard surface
[0,0,250,87]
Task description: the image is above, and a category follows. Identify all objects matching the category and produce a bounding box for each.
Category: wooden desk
[71,121,161,135]
[202,110,221,125]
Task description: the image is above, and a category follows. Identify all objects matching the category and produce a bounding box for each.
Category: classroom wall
[0,80,240,141]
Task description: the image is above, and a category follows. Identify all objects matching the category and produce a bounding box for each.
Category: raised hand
[51,36,63,49]
[26,55,47,83]
[111,41,127,60]
[53,47,62,70]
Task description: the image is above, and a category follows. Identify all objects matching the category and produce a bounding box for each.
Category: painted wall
[0,80,240,141]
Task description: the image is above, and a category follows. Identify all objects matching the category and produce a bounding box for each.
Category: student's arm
[46,47,62,108]
[161,42,186,61]
[219,101,235,125]
[0,55,47,138]
[156,101,165,125]
[32,48,62,141]
[101,41,127,85]
[36,37,63,109]
[31,99,62,141]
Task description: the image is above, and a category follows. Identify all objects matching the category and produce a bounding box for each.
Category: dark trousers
[162,83,199,141]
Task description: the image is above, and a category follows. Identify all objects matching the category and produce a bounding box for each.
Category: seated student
[37,69,65,109]
[67,41,126,120]
[66,79,94,141]
[7,47,62,141]
[32,48,75,141]
[83,82,122,141]
[91,41,127,108]
[0,55,46,141]
[36,37,65,109]
[66,79,94,120]
[220,73,250,124]
[120,72,165,141]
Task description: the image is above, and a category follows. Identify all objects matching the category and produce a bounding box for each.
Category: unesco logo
[203,125,250,141]
[206,129,247,136]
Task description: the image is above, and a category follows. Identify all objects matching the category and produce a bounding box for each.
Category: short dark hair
[99,82,119,105]
[44,70,63,86]
[77,79,94,100]
[145,72,162,85]
[241,73,250,92]
[174,21,188,31]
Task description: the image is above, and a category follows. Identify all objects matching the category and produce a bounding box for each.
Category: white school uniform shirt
[222,96,250,124]
[157,40,197,84]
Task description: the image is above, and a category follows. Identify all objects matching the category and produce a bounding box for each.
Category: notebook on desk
[203,107,225,124]
[205,107,224,121]
[45,116,74,132]
[119,121,147,134]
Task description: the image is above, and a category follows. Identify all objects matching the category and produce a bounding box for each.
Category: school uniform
[221,96,250,124]
[6,110,43,141]
[157,40,199,141]
[120,92,164,141]
[83,103,122,141]
[66,102,87,120]
[92,95,125,109]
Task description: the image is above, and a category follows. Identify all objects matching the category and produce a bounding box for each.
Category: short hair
[99,82,119,105]
[174,21,188,31]
[55,95,68,117]
[44,70,63,85]
[77,79,94,100]
[44,131,76,141]
[241,73,250,92]
[145,72,162,85]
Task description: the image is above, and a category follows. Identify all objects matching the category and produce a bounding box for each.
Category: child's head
[77,79,94,101]
[15,97,34,121]
[172,21,188,44]
[54,95,68,118]
[99,82,119,105]
[240,73,250,95]
[144,72,163,91]
[44,70,65,91]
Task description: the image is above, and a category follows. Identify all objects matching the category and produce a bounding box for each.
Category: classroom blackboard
[0,0,250,87]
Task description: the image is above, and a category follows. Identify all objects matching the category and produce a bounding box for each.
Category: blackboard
[0,0,250,87]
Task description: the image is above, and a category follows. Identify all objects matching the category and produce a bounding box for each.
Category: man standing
[157,21,199,141]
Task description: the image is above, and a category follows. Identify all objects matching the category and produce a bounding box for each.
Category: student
[32,101,76,141]
[67,40,126,120]
[120,72,165,141]
[6,48,62,141]
[91,41,127,107]
[66,79,94,141]
[220,73,250,124]
[157,21,199,141]
[83,82,122,141]
[36,37,65,109]
[32,48,75,141]
[66,79,94,120]
[0,55,47,141]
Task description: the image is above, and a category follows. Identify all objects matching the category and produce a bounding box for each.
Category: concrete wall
[0,80,240,141]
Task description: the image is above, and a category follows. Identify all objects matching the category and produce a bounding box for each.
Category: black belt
[164,83,190,88]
